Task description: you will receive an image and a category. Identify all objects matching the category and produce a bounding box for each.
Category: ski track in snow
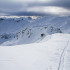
[58,40,69,70]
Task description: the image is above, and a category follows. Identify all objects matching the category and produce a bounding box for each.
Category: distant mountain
[0,16,70,70]
[0,16,70,45]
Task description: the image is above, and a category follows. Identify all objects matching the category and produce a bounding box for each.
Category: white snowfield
[0,33,70,70]
[0,16,70,70]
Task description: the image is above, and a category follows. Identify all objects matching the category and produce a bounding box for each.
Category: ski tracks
[58,40,69,70]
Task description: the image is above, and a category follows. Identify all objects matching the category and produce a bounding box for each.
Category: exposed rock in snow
[0,16,70,45]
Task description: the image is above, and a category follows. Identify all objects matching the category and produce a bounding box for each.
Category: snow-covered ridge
[0,16,70,45]
[0,16,70,70]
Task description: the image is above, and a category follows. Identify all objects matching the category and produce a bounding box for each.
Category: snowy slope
[0,33,70,70]
[0,16,70,70]
[0,16,70,45]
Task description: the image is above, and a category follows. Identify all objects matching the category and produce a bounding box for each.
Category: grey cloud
[27,0,70,9]
[51,0,70,9]
[0,0,70,16]
[9,11,58,16]
[0,1,22,13]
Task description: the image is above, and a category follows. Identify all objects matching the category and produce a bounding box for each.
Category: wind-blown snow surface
[0,16,70,70]
[0,33,70,70]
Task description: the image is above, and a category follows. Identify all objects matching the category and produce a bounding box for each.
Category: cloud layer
[0,0,70,16]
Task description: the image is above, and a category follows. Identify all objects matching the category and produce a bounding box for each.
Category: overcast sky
[0,0,70,16]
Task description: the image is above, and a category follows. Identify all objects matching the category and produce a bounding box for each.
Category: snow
[0,16,69,45]
[0,16,70,70]
[0,33,70,70]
